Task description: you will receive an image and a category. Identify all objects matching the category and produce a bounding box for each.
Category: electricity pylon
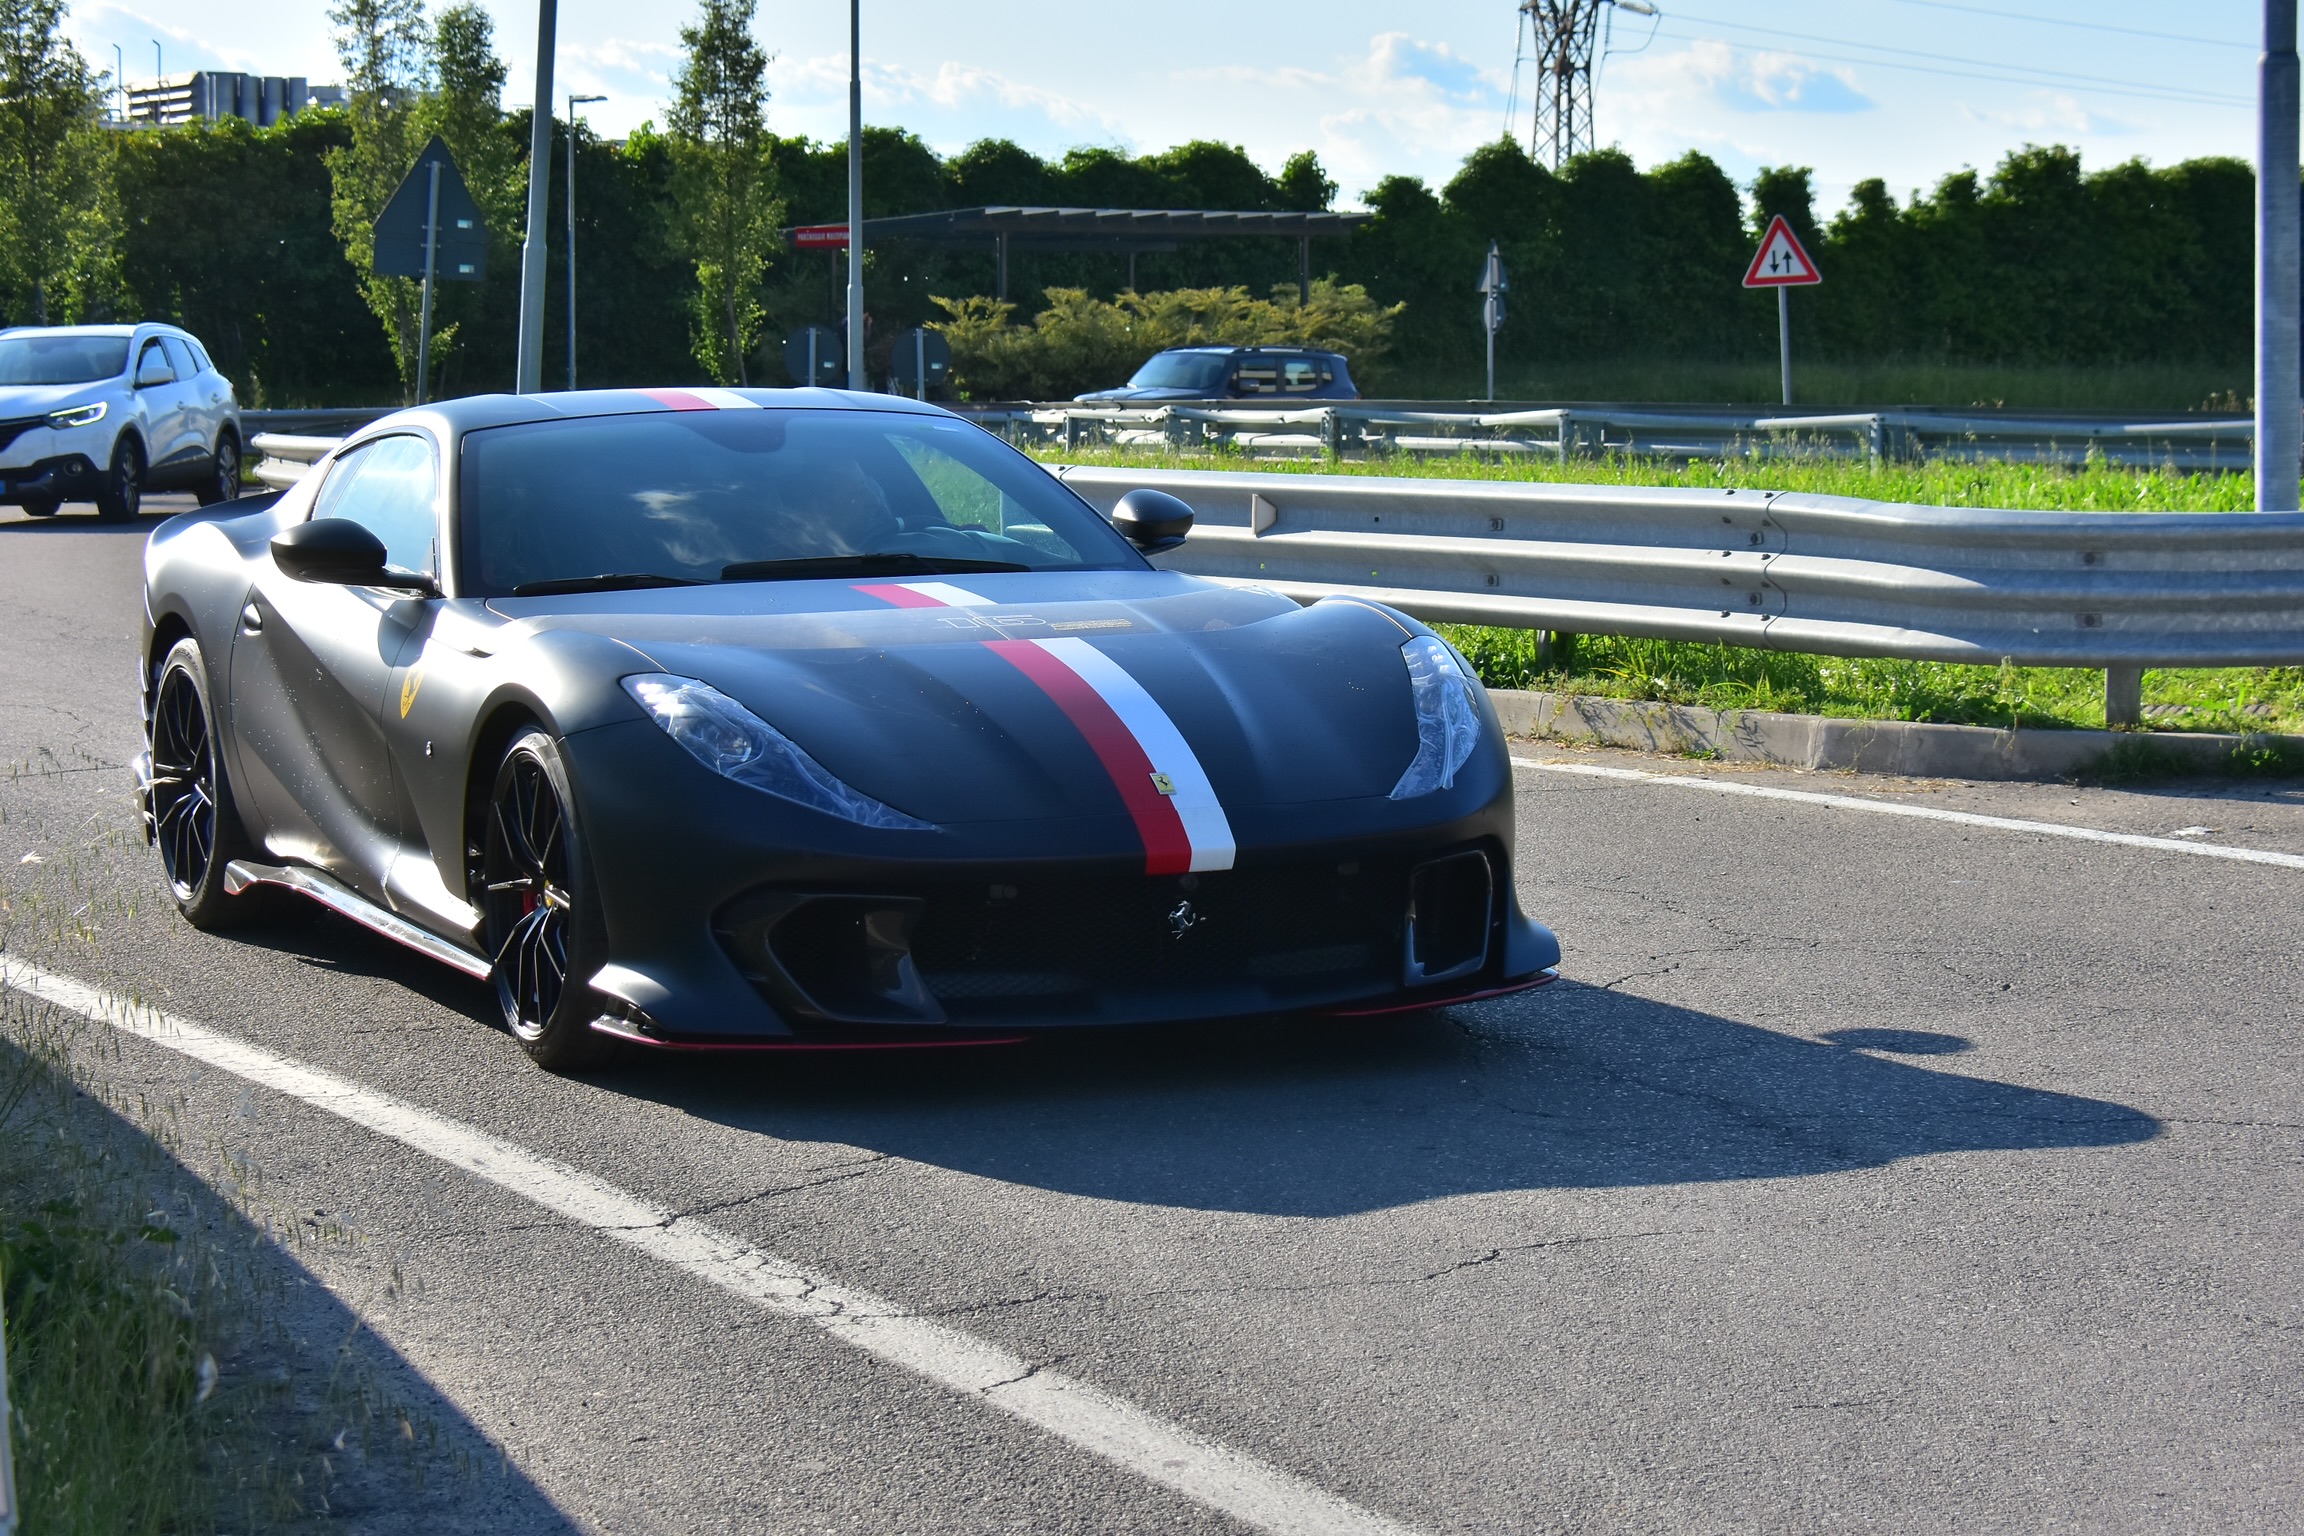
[1516,0,1655,169]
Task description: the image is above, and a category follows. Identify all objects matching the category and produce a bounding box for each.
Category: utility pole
[1515,0,1653,169]
[846,0,866,390]
[514,0,558,395]
[566,93,605,390]
[415,160,440,403]
[2260,0,2300,511]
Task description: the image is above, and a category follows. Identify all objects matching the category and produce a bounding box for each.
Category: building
[123,72,339,128]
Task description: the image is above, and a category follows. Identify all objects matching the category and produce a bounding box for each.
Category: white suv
[0,324,243,520]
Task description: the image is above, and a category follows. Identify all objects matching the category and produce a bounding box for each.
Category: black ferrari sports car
[135,388,1558,1068]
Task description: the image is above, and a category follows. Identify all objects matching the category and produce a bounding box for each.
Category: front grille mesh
[904,859,1412,1015]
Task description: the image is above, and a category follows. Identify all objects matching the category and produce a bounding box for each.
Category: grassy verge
[0,824,450,1532]
[1040,446,2304,738]
[1364,359,2248,414]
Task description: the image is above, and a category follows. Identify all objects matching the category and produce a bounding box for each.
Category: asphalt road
[2,496,2299,1534]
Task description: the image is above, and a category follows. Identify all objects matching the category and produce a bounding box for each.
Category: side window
[186,338,213,373]
[135,338,171,384]
[1231,355,1280,396]
[160,337,198,379]
[1279,357,1327,393]
[312,435,439,577]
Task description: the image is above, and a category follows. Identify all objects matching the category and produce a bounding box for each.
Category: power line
[1664,10,2252,106]
[1651,24,2252,109]
[1872,0,2251,52]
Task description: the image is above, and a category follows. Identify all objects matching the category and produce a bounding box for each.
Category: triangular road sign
[1743,214,1821,288]
[373,136,489,282]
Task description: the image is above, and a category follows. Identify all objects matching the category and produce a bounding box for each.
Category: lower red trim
[589,1018,1027,1052]
[643,388,716,412]
[1320,972,1557,1018]
[984,638,1191,875]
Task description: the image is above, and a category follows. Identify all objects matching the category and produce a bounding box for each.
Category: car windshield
[0,334,130,386]
[1126,352,1230,392]
[461,407,1143,597]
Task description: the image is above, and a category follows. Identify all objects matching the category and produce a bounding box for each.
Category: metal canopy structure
[817,206,1372,300]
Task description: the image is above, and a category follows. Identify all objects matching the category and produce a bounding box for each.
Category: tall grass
[1365,359,2249,414]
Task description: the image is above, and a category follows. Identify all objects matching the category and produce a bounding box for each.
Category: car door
[127,336,185,476]
[228,433,440,898]
[158,336,210,468]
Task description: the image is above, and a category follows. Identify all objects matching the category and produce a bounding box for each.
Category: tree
[324,0,432,399]
[0,0,105,325]
[409,3,515,391]
[666,0,781,384]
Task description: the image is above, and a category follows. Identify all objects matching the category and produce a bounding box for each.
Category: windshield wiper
[510,572,704,597]
[719,553,1032,582]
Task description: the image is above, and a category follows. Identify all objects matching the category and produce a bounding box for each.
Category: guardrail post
[1320,409,1341,460]
[1063,414,1086,452]
[2105,666,2144,729]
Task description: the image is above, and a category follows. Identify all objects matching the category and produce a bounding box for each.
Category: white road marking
[1513,757,2304,871]
[0,959,1420,1536]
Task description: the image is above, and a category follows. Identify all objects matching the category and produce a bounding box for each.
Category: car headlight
[1389,635,1483,799]
[47,401,106,429]
[621,673,933,830]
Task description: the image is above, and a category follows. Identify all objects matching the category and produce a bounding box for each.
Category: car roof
[339,387,962,446]
[1151,345,1344,358]
[0,323,187,340]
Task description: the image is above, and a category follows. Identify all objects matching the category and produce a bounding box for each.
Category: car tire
[94,434,144,521]
[17,495,59,518]
[480,727,613,1072]
[150,637,286,931]
[193,431,240,507]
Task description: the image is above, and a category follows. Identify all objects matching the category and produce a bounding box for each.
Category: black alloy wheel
[194,432,240,507]
[149,637,278,930]
[151,656,218,902]
[18,495,59,518]
[95,434,143,521]
[481,729,608,1070]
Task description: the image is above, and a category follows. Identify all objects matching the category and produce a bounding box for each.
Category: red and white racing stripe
[987,638,1235,875]
[640,387,762,412]
[851,581,996,609]
[851,582,1234,874]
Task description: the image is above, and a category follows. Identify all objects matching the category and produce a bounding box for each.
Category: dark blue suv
[1076,346,1359,403]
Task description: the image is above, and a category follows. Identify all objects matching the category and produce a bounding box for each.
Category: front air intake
[1404,849,1493,985]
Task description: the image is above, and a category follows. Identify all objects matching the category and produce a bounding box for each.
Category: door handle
[239,603,263,634]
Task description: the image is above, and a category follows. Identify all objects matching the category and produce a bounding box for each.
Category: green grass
[1038,445,2301,737]
[1366,358,2250,414]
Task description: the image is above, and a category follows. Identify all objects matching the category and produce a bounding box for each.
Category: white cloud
[1958,93,2132,139]
[1615,40,1873,118]
[768,53,1128,142]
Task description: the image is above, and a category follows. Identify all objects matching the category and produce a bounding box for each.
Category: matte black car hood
[488,572,1423,825]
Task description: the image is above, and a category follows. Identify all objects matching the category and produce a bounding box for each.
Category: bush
[931,278,1402,399]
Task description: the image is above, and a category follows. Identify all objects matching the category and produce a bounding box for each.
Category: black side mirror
[1111,488,1194,554]
[271,518,432,592]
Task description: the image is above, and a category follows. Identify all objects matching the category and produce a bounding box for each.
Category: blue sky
[69,1,2260,214]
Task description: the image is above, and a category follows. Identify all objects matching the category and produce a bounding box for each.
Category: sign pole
[1778,285,1792,406]
[514,0,558,394]
[2260,0,2300,511]
[915,328,926,401]
[845,0,865,391]
[416,160,440,405]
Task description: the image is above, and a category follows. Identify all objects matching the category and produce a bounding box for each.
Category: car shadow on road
[611,978,2160,1218]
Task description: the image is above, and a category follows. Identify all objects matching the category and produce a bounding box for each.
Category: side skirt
[222,859,493,980]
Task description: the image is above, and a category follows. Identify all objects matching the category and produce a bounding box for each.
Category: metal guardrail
[246,435,2304,685]
[1050,465,2304,672]
[968,400,2255,471]
[248,432,338,489]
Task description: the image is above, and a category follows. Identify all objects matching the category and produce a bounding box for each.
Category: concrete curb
[1487,688,2304,781]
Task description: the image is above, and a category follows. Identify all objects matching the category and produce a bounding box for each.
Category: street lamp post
[514,0,558,394]
[2260,0,2301,511]
[566,92,605,390]
[846,0,865,390]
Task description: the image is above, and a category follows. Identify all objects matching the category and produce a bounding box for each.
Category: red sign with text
[791,224,852,250]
